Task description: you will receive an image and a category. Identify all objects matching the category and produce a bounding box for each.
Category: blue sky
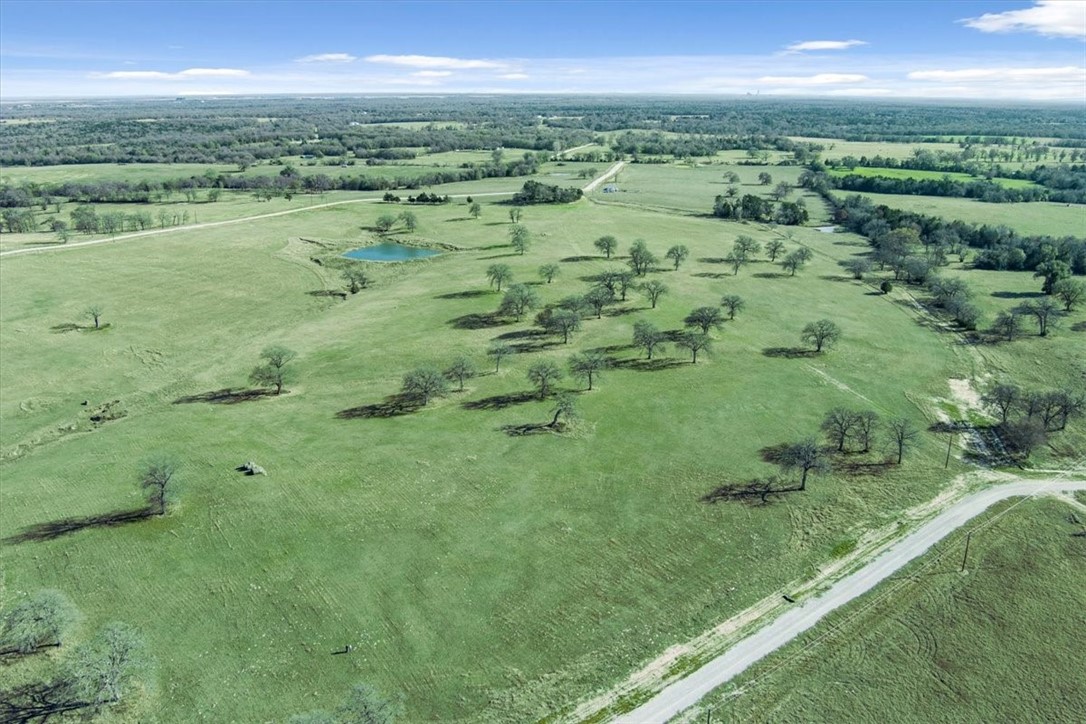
[1,1,1084,100]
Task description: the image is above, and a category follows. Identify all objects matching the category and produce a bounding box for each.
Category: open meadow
[1,167,999,720]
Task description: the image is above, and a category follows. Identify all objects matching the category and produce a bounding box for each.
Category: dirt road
[615,474,1086,723]
[583,161,626,193]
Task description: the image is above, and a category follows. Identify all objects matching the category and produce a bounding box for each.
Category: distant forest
[1,96,1083,167]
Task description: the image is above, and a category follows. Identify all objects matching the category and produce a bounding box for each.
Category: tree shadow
[697,257,728,264]
[477,253,520,260]
[753,272,789,279]
[435,289,491,299]
[606,305,642,317]
[759,443,792,465]
[819,275,852,282]
[586,342,636,354]
[461,390,541,411]
[449,312,507,330]
[561,255,598,262]
[1071,321,1086,332]
[509,340,561,353]
[693,272,731,279]
[494,328,547,341]
[991,291,1043,299]
[762,347,817,359]
[336,393,422,419]
[611,357,685,371]
[500,421,568,436]
[701,477,800,506]
[307,290,348,299]
[50,323,86,333]
[174,388,272,405]
[4,506,156,544]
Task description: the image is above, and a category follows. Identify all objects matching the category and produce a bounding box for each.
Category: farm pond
[343,243,443,261]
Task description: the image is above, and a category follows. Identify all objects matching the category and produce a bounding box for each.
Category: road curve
[616,477,1086,723]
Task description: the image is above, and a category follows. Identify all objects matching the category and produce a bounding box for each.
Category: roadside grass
[680,497,1086,724]
[0,189,978,721]
[849,191,1086,238]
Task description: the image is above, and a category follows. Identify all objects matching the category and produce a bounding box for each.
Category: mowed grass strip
[0,189,995,721]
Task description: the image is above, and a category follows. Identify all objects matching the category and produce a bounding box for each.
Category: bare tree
[676,331,711,363]
[1016,297,1062,337]
[665,244,690,270]
[991,310,1023,342]
[569,351,609,390]
[487,343,513,373]
[765,239,785,262]
[444,355,477,391]
[633,319,667,359]
[549,392,579,428]
[509,224,531,255]
[545,309,582,343]
[85,304,104,329]
[584,286,615,319]
[981,382,1021,423]
[720,294,745,320]
[1053,279,1085,312]
[821,408,858,452]
[141,456,179,515]
[486,263,513,292]
[250,345,297,395]
[886,417,919,464]
[538,263,560,284]
[853,410,880,453]
[0,590,80,655]
[640,280,669,309]
[594,235,618,259]
[498,284,540,321]
[527,360,563,399]
[684,306,725,334]
[402,367,448,405]
[779,438,830,490]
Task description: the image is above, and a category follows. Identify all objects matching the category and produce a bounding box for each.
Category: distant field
[590,161,818,218]
[828,166,1038,189]
[790,137,965,159]
[849,192,1086,238]
[686,497,1086,723]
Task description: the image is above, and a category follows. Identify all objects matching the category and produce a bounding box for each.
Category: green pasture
[789,137,965,159]
[688,497,1086,723]
[2,190,979,721]
[587,162,819,218]
[850,192,1086,238]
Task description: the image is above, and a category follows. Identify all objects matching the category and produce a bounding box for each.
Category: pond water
[342,243,443,262]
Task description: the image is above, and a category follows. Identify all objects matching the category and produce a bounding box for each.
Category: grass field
[2,183,986,721]
[789,137,965,160]
[683,496,1086,723]
[849,192,1086,238]
[827,166,1038,189]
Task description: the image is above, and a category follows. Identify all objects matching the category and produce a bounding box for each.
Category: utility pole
[960,531,972,573]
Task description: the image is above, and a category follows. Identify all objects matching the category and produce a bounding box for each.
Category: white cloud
[498,73,530,80]
[758,73,869,85]
[784,39,868,52]
[411,70,452,78]
[961,1,1086,39]
[177,68,249,77]
[295,53,357,63]
[98,67,250,80]
[908,65,1085,82]
[365,54,503,69]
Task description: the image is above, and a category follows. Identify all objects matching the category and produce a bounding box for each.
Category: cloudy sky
[1,0,1084,100]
